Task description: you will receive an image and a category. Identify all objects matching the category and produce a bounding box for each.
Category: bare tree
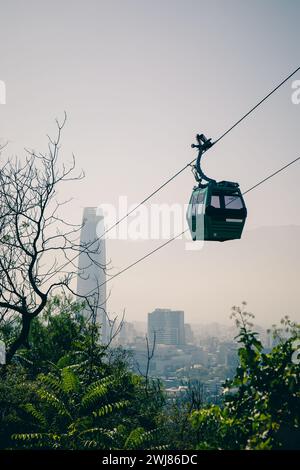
[0,114,109,365]
[186,379,206,410]
[135,332,156,395]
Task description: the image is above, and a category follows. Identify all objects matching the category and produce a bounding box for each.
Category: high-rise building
[77,207,108,343]
[148,308,185,346]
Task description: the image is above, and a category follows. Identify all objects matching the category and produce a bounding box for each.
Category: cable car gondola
[186,134,247,242]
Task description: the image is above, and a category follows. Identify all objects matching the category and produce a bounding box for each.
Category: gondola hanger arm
[191,133,216,186]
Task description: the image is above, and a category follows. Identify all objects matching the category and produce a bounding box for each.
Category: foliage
[159,380,206,450]
[0,296,165,450]
[0,118,107,364]
[190,303,300,450]
[11,367,129,449]
[0,296,90,376]
[9,363,165,450]
[1,299,299,450]
[0,366,36,449]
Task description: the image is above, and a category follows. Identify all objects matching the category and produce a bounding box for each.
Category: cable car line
[213,65,300,145]
[241,156,300,196]
[83,154,300,294]
[42,65,300,284]
[99,65,300,241]
[87,230,188,294]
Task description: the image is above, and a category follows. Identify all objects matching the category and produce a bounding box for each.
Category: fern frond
[81,375,116,408]
[36,388,72,420]
[79,427,117,438]
[80,427,118,448]
[12,432,62,449]
[85,375,115,394]
[83,439,98,448]
[38,373,64,396]
[82,384,109,409]
[93,400,129,417]
[125,427,161,450]
[22,403,47,428]
[61,368,80,394]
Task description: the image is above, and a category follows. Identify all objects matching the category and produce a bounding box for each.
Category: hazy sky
[0,0,300,326]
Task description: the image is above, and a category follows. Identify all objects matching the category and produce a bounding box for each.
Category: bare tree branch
[0,115,109,365]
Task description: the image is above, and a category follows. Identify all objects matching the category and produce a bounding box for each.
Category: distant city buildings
[184,323,194,344]
[115,321,138,345]
[77,207,108,343]
[127,337,237,403]
[113,314,273,403]
[148,308,185,346]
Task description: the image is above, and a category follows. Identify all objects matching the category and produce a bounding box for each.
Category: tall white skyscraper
[77,207,108,343]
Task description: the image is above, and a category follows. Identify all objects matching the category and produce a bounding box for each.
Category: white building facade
[77,207,108,343]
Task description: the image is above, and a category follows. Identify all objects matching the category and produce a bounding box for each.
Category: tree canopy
[0,299,299,450]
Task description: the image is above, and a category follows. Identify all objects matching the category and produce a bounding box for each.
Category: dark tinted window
[211,195,221,208]
[225,195,243,209]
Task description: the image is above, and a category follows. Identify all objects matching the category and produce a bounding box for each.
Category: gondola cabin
[187,181,247,241]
